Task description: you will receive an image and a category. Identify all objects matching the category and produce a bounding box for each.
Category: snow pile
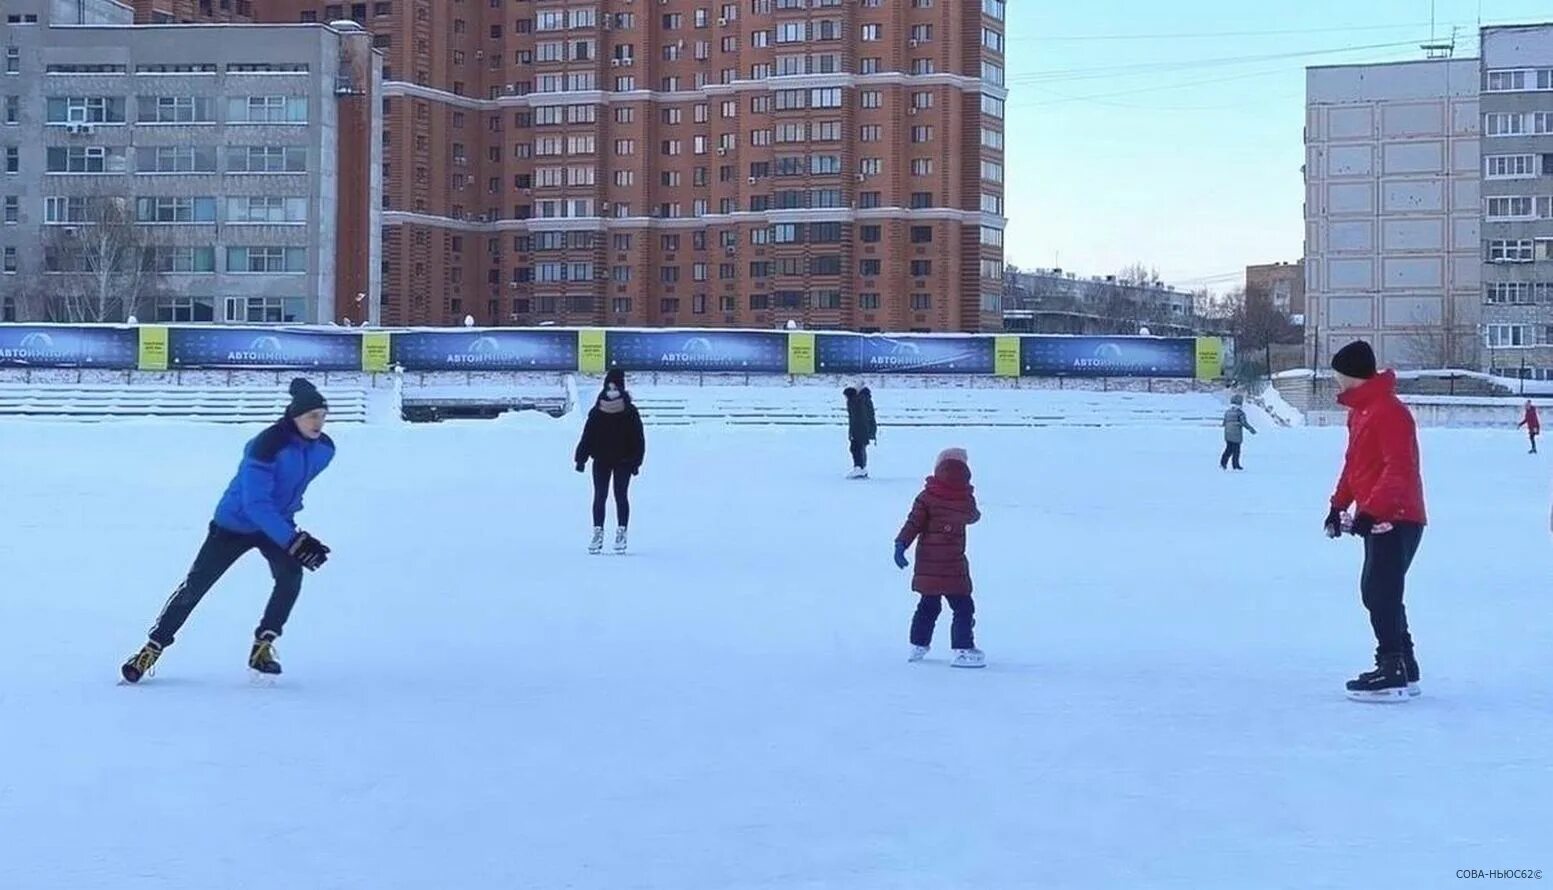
[1256,383,1305,427]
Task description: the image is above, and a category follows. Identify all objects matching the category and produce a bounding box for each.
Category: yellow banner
[1195,337,1224,381]
[138,326,168,371]
[787,332,816,375]
[994,335,1021,378]
[362,331,391,373]
[578,329,606,374]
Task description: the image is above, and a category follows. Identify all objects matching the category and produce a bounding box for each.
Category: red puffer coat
[896,458,981,596]
[1332,370,1427,525]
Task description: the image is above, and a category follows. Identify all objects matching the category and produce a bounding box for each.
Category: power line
[1005,38,1441,86]
[1012,21,1438,42]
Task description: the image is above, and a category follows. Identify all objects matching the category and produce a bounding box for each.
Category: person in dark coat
[1221,393,1257,470]
[575,367,646,553]
[894,447,984,668]
[1323,341,1427,702]
[843,384,878,478]
[121,378,335,683]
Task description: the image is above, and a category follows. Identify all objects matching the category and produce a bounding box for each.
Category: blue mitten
[893,543,909,570]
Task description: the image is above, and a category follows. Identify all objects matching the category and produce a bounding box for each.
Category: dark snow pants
[849,438,869,470]
[1360,522,1423,658]
[148,523,304,647]
[910,594,975,650]
[591,462,632,528]
[1219,441,1243,469]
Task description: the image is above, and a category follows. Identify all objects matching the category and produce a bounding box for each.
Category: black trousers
[148,523,304,647]
[1219,441,1243,469]
[910,594,975,649]
[591,462,632,528]
[849,438,869,470]
[1360,522,1424,658]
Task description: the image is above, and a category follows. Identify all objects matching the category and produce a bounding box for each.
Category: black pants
[1360,522,1423,658]
[910,594,975,649]
[1219,441,1243,469]
[148,523,304,647]
[849,438,869,470]
[1530,430,1539,453]
[591,462,632,528]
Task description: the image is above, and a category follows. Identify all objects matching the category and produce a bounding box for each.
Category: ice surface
[1,389,1550,890]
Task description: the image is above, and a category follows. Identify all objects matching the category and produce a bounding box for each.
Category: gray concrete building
[1479,24,1553,380]
[0,0,381,325]
[1304,57,1482,371]
[1002,267,1199,335]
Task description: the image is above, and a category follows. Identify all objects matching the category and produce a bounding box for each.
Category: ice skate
[846,466,868,480]
[120,641,163,684]
[908,645,929,662]
[248,631,283,680]
[951,648,986,669]
[588,526,605,554]
[1405,653,1421,698]
[1345,654,1408,702]
[613,527,628,553]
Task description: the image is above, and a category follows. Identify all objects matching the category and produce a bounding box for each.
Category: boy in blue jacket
[121,378,335,682]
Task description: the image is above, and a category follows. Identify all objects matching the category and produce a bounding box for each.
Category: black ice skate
[1345,654,1409,702]
[120,641,163,684]
[1404,652,1421,698]
[249,632,283,676]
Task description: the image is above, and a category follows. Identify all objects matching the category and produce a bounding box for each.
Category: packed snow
[1,388,1550,890]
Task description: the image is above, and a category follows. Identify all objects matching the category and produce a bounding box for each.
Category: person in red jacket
[894,447,984,668]
[1323,340,1427,702]
[1518,400,1540,454]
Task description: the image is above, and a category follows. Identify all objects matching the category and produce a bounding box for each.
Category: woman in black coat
[575,368,646,553]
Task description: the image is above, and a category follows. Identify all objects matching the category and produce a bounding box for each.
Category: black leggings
[148,523,304,647]
[592,462,632,528]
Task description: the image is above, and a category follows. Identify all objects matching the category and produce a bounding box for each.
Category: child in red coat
[1518,401,1540,454]
[895,447,984,668]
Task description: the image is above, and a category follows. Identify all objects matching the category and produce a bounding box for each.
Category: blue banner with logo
[1021,336,1197,378]
[392,329,579,371]
[0,325,138,369]
[814,334,996,375]
[606,330,789,373]
[166,327,362,370]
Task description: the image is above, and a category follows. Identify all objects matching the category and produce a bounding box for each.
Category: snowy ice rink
[2,389,1550,889]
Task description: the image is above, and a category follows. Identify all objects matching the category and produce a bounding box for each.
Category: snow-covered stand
[0,381,372,423]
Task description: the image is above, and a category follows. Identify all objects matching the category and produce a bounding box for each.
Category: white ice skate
[613,527,628,553]
[846,466,868,480]
[588,527,605,554]
[951,648,986,669]
[908,645,930,662]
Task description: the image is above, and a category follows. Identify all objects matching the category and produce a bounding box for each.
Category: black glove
[575,461,586,473]
[631,465,640,476]
[1323,508,1344,539]
[1349,513,1377,538]
[287,531,330,571]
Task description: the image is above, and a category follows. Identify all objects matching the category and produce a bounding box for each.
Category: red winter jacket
[1331,371,1427,526]
[896,459,981,596]
[1520,405,1540,434]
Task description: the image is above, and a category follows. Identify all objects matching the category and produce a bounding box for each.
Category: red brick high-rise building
[161,0,1008,331]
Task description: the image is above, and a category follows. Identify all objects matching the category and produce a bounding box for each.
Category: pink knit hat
[935,447,969,468]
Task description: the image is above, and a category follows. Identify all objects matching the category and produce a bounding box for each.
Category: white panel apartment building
[1304,58,1481,371]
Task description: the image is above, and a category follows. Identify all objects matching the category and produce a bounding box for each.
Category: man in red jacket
[1323,340,1427,702]
[1518,400,1539,454]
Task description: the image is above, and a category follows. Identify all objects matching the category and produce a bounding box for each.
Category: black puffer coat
[844,386,877,443]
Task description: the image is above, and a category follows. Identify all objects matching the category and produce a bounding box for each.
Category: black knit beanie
[604,367,626,390]
[1330,340,1377,380]
[286,377,328,417]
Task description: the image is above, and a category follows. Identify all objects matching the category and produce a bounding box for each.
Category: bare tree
[1400,315,1483,371]
[1116,262,1163,288]
[35,194,162,322]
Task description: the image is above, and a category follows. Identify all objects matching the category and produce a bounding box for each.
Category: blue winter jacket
[212,420,336,547]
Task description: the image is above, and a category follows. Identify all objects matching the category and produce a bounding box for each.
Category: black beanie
[286,377,328,417]
[1331,340,1377,380]
[604,367,626,389]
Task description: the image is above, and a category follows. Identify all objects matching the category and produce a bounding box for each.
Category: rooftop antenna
[1422,0,1455,58]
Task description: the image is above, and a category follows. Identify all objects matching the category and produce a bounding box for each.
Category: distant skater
[1518,400,1540,454]
[1322,341,1427,703]
[575,368,646,554]
[844,384,877,479]
[1220,393,1257,470]
[895,448,984,668]
[121,378,335,683]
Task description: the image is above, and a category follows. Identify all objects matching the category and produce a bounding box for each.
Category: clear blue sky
[1003,0,1552,294]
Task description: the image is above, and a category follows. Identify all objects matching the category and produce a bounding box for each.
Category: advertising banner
[138,326,169,371]
[166,327,363,370]
[391,329,579,372]
[605,330,789,373]
[578,330,606,375]
[1020,336,1197,378]
[0,325,139,369]
[815,334,996,375]
[362,331,391,373]
[1194,336,1225,381]
[787,332,816,376]
[994,336,1021,378]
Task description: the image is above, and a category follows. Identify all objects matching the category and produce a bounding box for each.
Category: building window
[228,96,308,124]
[910,260,932,277]
[45,96,127,125]
[227,246,308,273]
[911,226,934,244]
[228,196,308,224]
[227,146,307,173]
[155,296,215,322]
[136,196,217,223]
[1489,239,1535,263]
